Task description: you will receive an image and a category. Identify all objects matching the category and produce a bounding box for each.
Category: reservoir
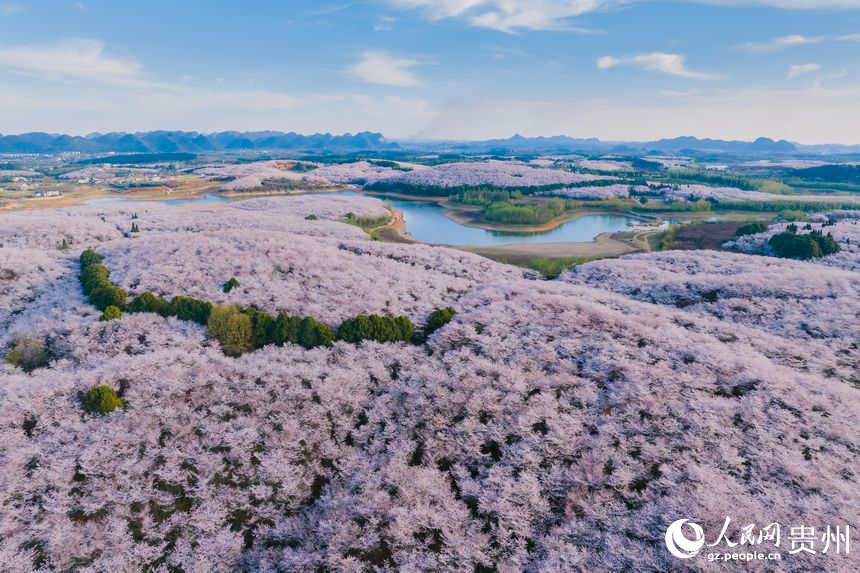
[382,196,659,247]
[85,192,660,247]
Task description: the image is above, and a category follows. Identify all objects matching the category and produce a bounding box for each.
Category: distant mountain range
[432,134,800,154]
[0,131,399,154]
[1,131,858,155]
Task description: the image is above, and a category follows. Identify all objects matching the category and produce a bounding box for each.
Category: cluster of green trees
[717,199,860,213]
[663,169,757,190]
[734,222,769,237]
[482,198,572,225]
[80,249,214,325]
[79,250,460,357]
[769,226,841,260]
[631,158,664,171]
[368,159,412,171]
[206,304,335,355]
[788,164,860,185]
[77,152,196,165]
[206,306,428,356]
[79,249,127,315]
[451,188,524,205]
[337,314,414,344]
[127,292,213,324]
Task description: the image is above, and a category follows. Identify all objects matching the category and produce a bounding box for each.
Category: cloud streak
[0,38,152,86]
[392,1,860,32]
[787,63,821,79]
[391,0,622,32]
[343,51,421,86]
[742,33,860,51]
[597,52,714,79]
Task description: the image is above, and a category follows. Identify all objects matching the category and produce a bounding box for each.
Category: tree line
[78,249,457,357]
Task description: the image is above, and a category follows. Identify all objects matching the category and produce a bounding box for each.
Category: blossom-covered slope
[371,160,612,188]
[1,196,858,572]
[725,214,860,272]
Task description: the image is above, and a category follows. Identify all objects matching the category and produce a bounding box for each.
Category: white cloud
[597,52,713,79]
[0,37,434,135]
[391,0,622,32]
[392,1,860,32]
[374,15,397,31]
[743,33,860,51]
[343,51,421,86]
[742,34,824,51]
[788,63,821,79]
[0,38,152,86]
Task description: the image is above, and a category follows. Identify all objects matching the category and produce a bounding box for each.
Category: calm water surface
[341,192,664,247]
[85,191,663,247]
[385,197,661,247]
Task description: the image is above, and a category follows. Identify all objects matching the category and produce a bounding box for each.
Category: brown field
[663,221,759,251]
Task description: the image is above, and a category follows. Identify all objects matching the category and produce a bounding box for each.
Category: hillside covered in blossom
[1,195,859,572]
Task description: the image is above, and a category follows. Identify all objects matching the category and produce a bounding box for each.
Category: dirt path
[370,208,417,244]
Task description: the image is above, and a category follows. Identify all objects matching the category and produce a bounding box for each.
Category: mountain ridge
[0,131,398,154]
[2,131,855,155]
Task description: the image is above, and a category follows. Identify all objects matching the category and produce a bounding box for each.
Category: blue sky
[0,1,859,143]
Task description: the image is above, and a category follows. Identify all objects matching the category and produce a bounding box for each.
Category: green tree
[298,317,335,349]
[246,308,276,348]
[393,316,415,342]
[127,291,169,314]
[223,277,240,293]
[734,222,769,237]
[80,264,111,295]
[89,285,128,311]
[424,307,456,338]
[207,304,254,356]
[163,296,213,324]
[5,333,51,372]
[810,231,841,256]
[272,312,302,346]
[79,249,105,270]
[82,385,124,415]
[100,305,122,321]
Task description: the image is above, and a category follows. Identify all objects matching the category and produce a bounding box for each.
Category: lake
[85,192,662,247]
[383,196,662,247]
